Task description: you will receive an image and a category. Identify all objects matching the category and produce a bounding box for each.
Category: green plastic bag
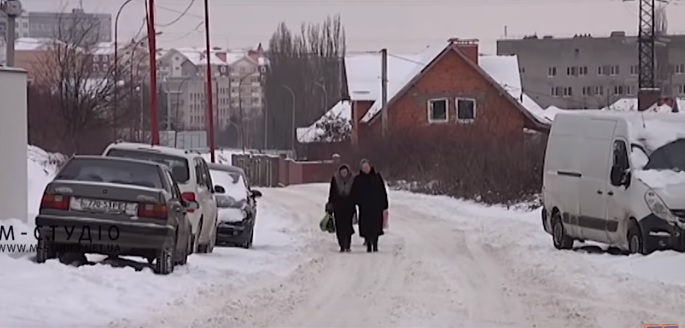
[319,213,336,233]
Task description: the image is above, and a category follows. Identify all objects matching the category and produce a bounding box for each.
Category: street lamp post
[113,0,136,139]
[1,0,23,67]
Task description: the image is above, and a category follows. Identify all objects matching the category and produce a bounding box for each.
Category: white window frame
[547,66,556,77]
[676,64,684,75]
[427,98,449,123]
[455,97,476,123]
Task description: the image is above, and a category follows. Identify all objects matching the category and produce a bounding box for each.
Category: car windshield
[210,170,248,207]
[643,139,685,171]
[105,148,190,183]
[56,158,163,189]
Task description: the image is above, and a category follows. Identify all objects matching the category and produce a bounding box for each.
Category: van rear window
[105,148,190,183]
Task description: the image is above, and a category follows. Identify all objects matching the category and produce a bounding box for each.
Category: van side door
[194,158,213,223]
[606,139,630,243]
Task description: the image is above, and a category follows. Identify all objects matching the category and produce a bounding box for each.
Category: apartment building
[28,8,111,43]
[157,45,266,131]
[0,12,29,41]
[496,31,685,109]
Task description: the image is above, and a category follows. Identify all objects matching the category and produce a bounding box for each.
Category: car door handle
[597,190,603,194]
[607,191,614,196]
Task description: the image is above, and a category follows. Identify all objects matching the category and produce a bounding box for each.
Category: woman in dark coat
[351,159,389,253]
[326,164,356,252]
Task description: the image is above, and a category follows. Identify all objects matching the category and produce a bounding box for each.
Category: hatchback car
[103,142,220,254]
[35,156,193,274]
[208,163,262,248]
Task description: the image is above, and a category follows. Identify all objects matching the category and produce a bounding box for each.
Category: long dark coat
[351,167,388,239]
[327,169,356,239]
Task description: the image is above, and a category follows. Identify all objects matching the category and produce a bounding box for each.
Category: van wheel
[628,222,652,255]
[552,213,574,250]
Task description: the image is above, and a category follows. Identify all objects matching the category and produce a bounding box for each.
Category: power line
[156,0,198,27]
[157,4,203,19]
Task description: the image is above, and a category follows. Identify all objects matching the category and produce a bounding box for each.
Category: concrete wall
[497,33,685,109]
[0,67,28,221]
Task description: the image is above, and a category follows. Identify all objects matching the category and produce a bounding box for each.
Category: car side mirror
[214,185,225,194]
[185,200,199,210]
[251,189,262,198]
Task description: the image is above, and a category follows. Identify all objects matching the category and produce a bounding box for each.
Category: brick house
[296,38,553,160]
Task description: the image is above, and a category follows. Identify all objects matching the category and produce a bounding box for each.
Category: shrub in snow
[312,113,351,142]
[348,128,547,205]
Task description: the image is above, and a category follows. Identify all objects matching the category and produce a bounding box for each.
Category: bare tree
[29,12,141,154]
[264,15,346,150]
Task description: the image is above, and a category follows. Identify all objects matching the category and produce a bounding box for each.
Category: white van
[103,142,219,254]
[542,111,685,254]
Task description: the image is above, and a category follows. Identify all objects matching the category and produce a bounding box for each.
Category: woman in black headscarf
[326,164,356,252]
[351,159,388,252]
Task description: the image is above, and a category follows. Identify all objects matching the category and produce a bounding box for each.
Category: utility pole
[1,0,22,67]
[636,0,660,111]
[380,48,388,137]
[203,0,215,162]
[146,0,160,144]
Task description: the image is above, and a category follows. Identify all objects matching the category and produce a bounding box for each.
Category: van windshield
[643,139,685,171]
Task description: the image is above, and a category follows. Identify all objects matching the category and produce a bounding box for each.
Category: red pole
[203,0,216,162]
[147,0,160,145]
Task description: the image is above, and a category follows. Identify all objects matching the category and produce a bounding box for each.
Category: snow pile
[297,100,351,143]
[629,113,685,151]
[26,146,64,217]
[0,146,304,326]
[201,149,236,165]
[634,170,685,188]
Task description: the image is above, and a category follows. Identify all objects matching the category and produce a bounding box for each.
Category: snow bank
[389,188,685,288]
[0,145,302,326]
[200,149,237,165]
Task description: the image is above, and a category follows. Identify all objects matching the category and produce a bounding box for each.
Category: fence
[231,153,341,187]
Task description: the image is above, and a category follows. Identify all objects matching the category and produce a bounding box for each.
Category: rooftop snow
[175,47,227,66]
[297,100,351,143]
[14,38,55,51]
[604,97,685,113]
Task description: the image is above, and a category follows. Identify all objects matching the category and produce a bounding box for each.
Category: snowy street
[1,150,684,327]
[134,184,685,327]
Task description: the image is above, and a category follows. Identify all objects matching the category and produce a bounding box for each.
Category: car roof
[70,155,166,169]
[106,141,203,159]
[207,163,245,175]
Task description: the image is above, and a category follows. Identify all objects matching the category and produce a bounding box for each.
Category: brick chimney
[448,38,479,64]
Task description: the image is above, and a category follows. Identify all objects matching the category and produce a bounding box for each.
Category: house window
[613,85,624,95]
[626,85,635,95]
[456,98,476,122]
[519,67,525,74]
[675,64,684,74]
[579,66,588,76]
[547,67,557,77]
[678,85,685,95]
[427,98,448,123]
[630,65,639,75]
[562,87,572,97]
[610,65,619,75]
[594,86,604,95]
[551,86,561,97]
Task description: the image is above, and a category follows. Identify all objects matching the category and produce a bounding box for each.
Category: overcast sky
[20,0,685,54]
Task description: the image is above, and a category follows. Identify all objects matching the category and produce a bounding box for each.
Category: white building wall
[0,67,28,221]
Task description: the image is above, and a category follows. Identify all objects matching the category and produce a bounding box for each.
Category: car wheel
[628,221,652,255]
[551,213,573,250]
[36,238,55,263]
[154,246,175,275]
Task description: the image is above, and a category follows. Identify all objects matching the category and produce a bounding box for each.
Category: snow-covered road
[133,184,685,327]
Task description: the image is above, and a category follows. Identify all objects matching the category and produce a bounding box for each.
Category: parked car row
[34,141,262,274]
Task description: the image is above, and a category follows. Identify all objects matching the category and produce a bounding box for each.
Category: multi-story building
[0,12,30,41]
[156,45,266,131]
[28,8,111,43]
[496,31,685,109]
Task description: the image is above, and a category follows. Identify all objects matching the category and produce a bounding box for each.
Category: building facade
[157,46,266,132]
[28,9,111,43]
[497,32,685,109]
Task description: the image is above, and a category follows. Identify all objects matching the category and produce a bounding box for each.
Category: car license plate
[70,197,135,214]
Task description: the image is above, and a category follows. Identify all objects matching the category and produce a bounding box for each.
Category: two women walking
[326,159,389,253]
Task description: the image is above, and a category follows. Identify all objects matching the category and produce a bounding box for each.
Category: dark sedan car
[35,156,193,274]
[208,163,262,248]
